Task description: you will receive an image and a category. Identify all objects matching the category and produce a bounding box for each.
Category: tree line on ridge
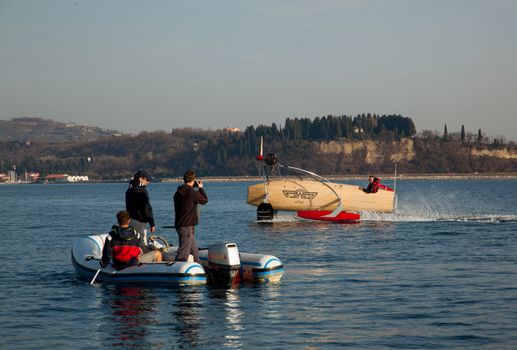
[0,114,515,179]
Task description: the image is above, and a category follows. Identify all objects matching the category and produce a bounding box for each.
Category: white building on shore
[45,174,89,183]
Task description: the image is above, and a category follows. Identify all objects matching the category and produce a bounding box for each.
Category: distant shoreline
[2,173,516,185]
[162,173,517,182]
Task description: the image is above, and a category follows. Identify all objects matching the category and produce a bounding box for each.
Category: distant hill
[0,117,122,142]
[1,116,516,178]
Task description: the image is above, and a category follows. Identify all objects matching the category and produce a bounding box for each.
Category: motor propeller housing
[257,202,275,221]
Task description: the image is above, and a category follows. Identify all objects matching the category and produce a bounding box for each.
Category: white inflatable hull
[71,234,206,285]
[71,234,284,285]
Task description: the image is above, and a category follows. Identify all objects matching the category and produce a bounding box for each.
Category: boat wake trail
[255,213,517,224]
[361,212,517,223]
[437,215,517,223]
[255,215,298,224]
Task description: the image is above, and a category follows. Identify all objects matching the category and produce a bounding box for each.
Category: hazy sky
[1,0,516,140]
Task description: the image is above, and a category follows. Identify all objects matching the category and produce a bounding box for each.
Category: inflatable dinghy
[71,234,284,286]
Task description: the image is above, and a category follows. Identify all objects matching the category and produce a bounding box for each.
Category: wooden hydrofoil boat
[246,139,396,222]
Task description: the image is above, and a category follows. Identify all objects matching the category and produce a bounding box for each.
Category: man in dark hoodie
[100,210,162,269]
[174,169,208,264]
[126,170,156,246]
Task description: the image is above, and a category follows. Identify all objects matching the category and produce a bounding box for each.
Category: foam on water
[438,214,517,223]
[255,214,298,224]
[256,211,517,224]
[361,180,517,223]
[361,211,517,223]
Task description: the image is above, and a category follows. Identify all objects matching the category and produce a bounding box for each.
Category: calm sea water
[1,179,517,349]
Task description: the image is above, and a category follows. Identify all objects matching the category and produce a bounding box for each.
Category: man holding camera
[173,169,208,264]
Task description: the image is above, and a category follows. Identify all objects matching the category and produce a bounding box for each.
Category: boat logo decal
[283,189,317,200]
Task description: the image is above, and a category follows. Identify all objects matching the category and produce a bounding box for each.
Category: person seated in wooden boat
[361,176,379,193]
[100,210,162,269]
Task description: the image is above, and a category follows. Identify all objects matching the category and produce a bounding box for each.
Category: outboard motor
[207,243,241,284]
[257,202,275,221]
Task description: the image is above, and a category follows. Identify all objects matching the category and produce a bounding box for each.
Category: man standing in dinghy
[100,211,162,269]
[173,170,208,264]
[126,170,155,246]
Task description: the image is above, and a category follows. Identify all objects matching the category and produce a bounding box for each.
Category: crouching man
[100,210,162,269]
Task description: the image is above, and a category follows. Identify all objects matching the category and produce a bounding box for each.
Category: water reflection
[104,286,159,348]
[223,289,244,348]
[171,287,204,348]
[247,216,360,234]
[255,283,283,323]
[362,220,397,236]
[207,286,244,348]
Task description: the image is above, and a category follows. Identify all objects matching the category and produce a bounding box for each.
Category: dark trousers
[131,219,146,236]
[131,219,150,252]
[175,226,200,263]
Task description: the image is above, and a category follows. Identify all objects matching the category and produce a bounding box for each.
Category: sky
[1,0,517,140]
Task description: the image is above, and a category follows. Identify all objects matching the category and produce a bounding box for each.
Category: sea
[1,179,517,349]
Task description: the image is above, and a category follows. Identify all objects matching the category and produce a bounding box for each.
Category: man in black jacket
[126,170,156,247]
[174,169,208,264]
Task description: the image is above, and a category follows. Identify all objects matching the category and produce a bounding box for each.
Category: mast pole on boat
[393,162,398,211]
[256,136,276,220]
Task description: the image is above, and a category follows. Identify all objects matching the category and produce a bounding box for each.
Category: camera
[266,153,278,166]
